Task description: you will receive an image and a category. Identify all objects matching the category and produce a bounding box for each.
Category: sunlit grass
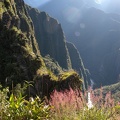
[0,84,119,120]
[59,70,78,81]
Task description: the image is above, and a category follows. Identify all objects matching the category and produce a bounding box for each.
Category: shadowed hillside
[39,1,120,87]
[0,0,86,97]
[26,5,89,89]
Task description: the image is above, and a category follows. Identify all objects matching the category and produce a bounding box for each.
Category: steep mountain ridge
[39,2,120,87]
[26,6,72,70]
[26,6,89,89]
[0,0,87,97]
[73,8,120,86]
[67,42,90,89]
[0,0,45,87]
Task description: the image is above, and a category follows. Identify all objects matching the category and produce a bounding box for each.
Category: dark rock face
[27,6,72,70]
[0,0,83,97]
[39,2,120,87]
[27,6,90,89]
[73,8,120,87]
[67,42,90,89]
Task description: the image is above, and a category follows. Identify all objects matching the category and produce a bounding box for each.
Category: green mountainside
[0,0,44,87]
[95,82,120,102]
[26,5,89,89]
[0,0,88,97]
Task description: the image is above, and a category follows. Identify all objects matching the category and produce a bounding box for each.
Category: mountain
[0,0,44,86]
[26,5,90,89]
[0,0,88,97]
[39,2,120,87]
[78,8,120,86]
[66,42,90,89]
[74,8,120,87]
[26,6,72,70]
[95,82,120,102]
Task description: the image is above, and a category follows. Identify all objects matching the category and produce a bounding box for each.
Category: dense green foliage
[0,26,43,86]
[0,85,119,120]
[0,85,51,120]
[0,0,45,88]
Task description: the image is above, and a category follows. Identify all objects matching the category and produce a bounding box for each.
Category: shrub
[0,85,51,120]
[49,87,120,120]
[0,84,119,120]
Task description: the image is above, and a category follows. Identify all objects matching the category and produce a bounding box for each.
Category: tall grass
[49,87,120,120]
[0,85,120,120]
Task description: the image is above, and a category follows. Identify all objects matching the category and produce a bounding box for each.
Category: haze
[24,0,51,7]
[24,0,120,14]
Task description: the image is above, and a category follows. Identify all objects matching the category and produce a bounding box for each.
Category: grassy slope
[94,82,120,102]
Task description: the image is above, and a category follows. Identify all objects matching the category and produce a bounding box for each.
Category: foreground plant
[0,86,51,120]
[0,85,119,120]
[49,88,120,120]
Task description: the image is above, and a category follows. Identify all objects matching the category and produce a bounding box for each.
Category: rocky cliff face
[0,0,45,87]
[67,42,90,89]
[0,0,84,97]
[74,8,120,87]
[27,6,72,70]
[27,6,90,89]
[39,2,120,87]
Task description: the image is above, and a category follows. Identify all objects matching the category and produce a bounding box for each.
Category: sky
[24,0,120,14]
[96,0,120,12]
[24,0,51,7]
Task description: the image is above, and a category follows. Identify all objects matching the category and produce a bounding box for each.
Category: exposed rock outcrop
[34,71,82,98]
[27,6,72,70]
[0,0,83,97]
[39,1,120,87]
[43,55,63,75]
[67,42,90,89]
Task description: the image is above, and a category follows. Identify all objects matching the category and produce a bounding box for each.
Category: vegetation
[0,1,120,119]
[0,85,119,120]
[0,0,44,88]
[43,55,63,75]
[49,88,120,120]
[58,70,81,81]
[94,82,120,102]
[0,85,51,120]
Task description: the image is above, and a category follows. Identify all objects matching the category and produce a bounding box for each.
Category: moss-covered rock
[32,70,82,98]
[57,71,83,90]
[0,0,44,87]
[0,0,83,98]
[43,55,63,75]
